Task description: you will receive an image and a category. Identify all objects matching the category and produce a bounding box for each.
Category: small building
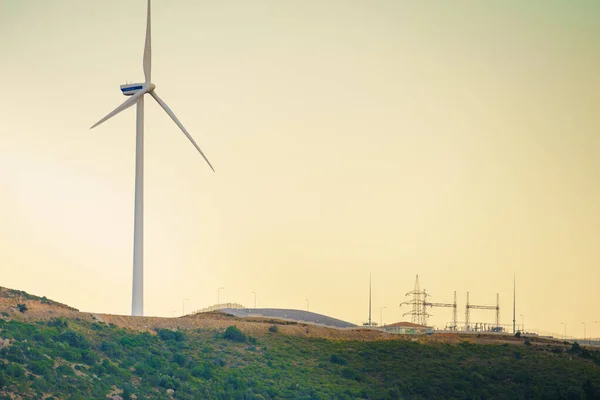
[384,321,432,335]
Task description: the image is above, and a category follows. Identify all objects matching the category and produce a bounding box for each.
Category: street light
[561,322,566,340]
[252,291,257,309]
[380,306,386,326]
[217,287,224,305]
[182,298,189,316]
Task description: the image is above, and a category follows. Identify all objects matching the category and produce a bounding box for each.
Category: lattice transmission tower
[399,275,430,325]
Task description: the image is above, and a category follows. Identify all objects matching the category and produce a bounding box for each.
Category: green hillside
[0,317,599,399]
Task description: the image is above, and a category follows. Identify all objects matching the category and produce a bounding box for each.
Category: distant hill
[220,308,357,328]
[0,288,599,399]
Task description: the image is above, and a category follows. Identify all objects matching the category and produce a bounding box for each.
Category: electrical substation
[399,275,506,332]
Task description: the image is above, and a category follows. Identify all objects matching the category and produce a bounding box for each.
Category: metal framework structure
[399,275,430,326]
[465,292,500,331]
[425,291,458,330]
[399,276,457,328]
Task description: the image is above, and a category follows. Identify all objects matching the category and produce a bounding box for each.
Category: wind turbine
[90,0,214,317]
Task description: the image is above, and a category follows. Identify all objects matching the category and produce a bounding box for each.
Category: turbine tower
[91,0,214,316]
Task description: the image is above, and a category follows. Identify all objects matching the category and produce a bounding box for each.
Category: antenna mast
[513,274,516,334]
[368,272,372,326]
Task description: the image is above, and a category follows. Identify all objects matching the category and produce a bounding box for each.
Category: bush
[122,387,133,400]
[224,326,247,343]
[341,368,358,380]
[17,304,28,313]
[173,352,186,367]
[191,363,213,379]
[514,331,521,337]
[568,342,581,354]
[269,325,279,333]
[28,360,52,376]
[59,330,89,349]
[157,329,185,342]
[329,354,348,365]
[7,364,25,378]
[48,317,68,328]
[100,341,121,358]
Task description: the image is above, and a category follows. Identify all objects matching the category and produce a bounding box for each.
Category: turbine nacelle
[120,82,155,96]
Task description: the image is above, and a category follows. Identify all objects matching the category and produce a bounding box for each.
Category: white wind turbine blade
[143,0,151,83]
[90,89,146,129]
[150,91,215,172]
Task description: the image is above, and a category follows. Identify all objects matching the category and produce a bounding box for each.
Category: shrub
[7,364,25,378]
[81,350,99,365]
[56,364,75,377]
[224,326,247,343]
[173,352,186,367]
[28,360,52,376]
[157,329,185,342]
[48,317,68,328]
[269,325,279,333]
[341,368,358,380]
[59,330,89,349]
[329,354,348,365]
[122,387,133,400]
[100,341,121,358]
[17,304,28,313]
[568,342,581,354]
[192,363,213,379]
[514,331,521,337]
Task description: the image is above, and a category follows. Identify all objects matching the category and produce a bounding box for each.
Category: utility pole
[306,298,309,312]
[465,292,470,331]
[217,287,224,305]
[368,272,372,326]
[380,306,386,326]
[182,298,188,316]
[513,274,516,334]
[252,291,256,309]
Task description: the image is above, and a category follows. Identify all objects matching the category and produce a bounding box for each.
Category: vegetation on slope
[0,287,78,312]
[0,317,599,399]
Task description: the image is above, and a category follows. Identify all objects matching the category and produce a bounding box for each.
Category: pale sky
[0,1,599,338]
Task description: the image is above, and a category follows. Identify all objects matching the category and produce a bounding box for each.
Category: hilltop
[0,286,574,346]
[0,287,599,399]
